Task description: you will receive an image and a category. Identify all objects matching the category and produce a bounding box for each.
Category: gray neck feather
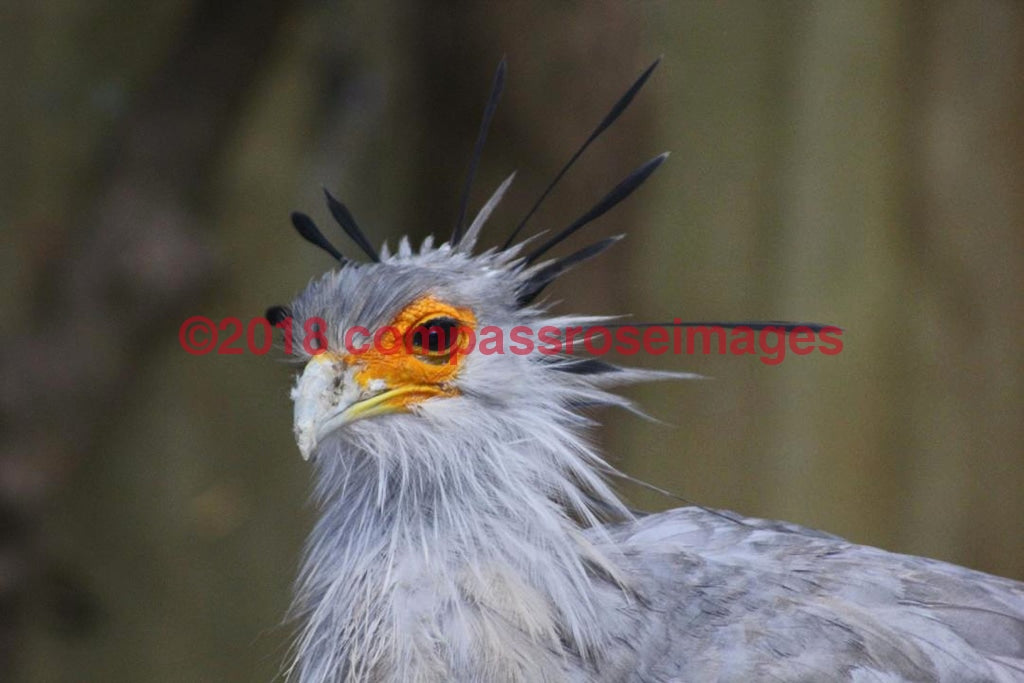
[287,405,635,683]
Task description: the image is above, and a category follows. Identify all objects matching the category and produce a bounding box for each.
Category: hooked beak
[290,354,447,460]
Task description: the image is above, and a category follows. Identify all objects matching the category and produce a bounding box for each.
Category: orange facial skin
[345,296,477,412]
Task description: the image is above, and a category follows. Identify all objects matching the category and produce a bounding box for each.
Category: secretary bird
[266,59,1024,682]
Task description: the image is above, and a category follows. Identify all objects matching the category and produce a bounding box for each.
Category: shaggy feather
[274,62,1024,683]
[280,231,1024,682]
[284,237,657,681]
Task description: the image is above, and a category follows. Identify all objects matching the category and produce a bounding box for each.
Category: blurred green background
[2,1,1022,681]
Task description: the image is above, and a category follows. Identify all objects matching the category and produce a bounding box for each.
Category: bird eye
[410,317,460,356]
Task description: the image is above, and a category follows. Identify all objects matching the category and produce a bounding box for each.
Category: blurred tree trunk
[1,0,299,679]
[901,0,1024,572]
[616,0,1024,580]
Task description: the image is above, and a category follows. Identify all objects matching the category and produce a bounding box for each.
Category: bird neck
[289,430,631,681]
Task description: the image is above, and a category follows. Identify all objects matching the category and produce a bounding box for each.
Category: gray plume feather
[273,62,1024,683]
[280,234,1024,682]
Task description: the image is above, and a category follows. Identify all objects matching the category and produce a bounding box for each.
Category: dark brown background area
[2,2,1022,681]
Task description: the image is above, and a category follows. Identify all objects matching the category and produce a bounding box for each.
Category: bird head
[286,236,551,463]
[271,59,672,474]
[269,59,824,483]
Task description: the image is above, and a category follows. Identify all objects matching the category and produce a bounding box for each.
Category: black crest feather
[503,57,661,250]
[265,305,292,325]
[517,235,623,306]
[323,188,379,262]
[290,211,345,262]
[452,58,507,246]
[602,321,840,333]
[523,153,667,266]
[276,60,839,343]
[548,358,624,375]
